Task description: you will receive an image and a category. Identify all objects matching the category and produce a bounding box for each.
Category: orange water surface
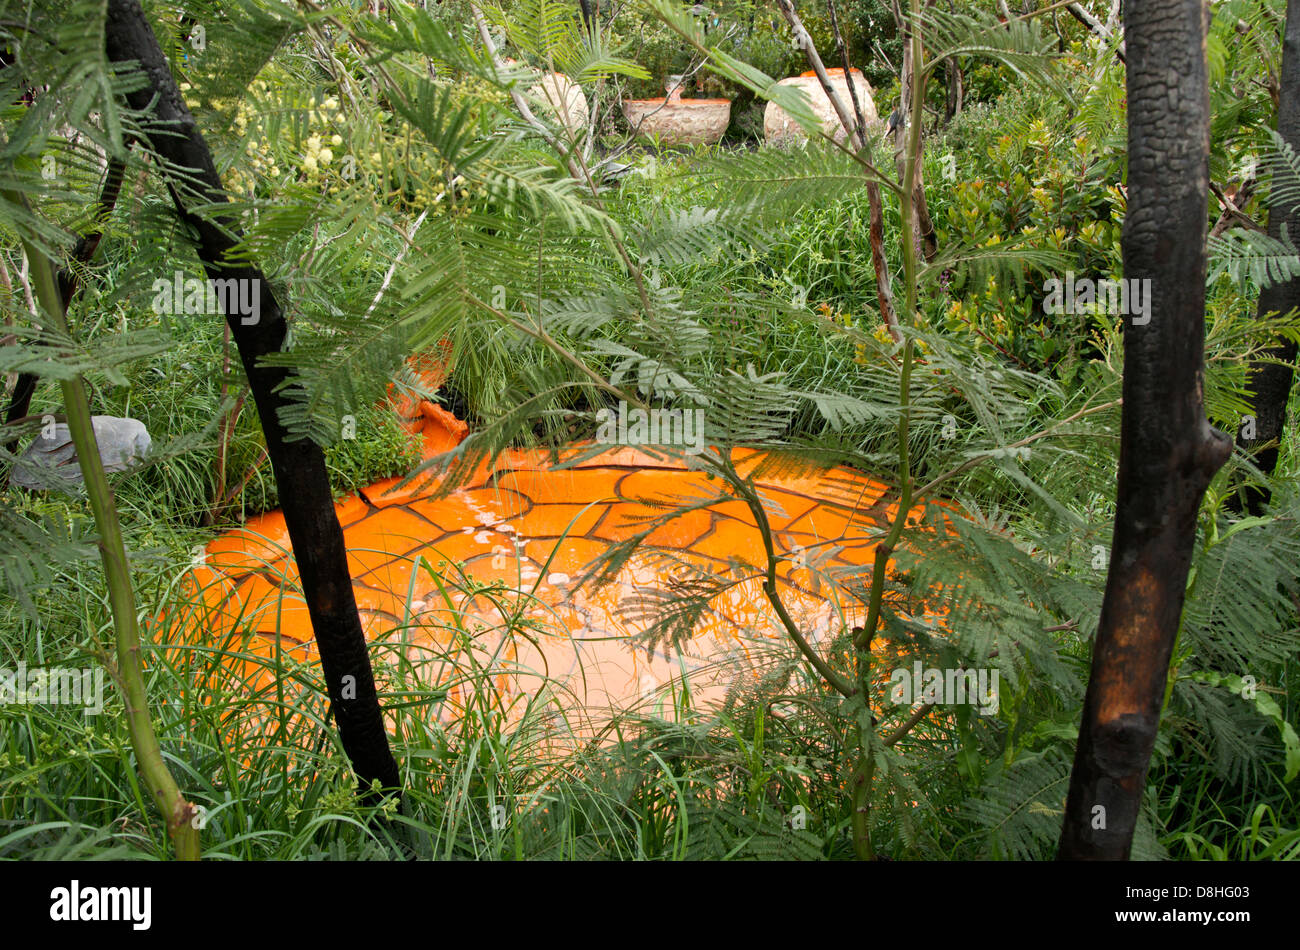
[168,372,943,731]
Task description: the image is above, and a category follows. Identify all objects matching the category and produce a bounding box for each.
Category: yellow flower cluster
[947,297,1006,342]
[816,301,854,328]
[179,79,280,194]
[302,129,343,177]
[240,98,280,183]
[297,96,346,190]
[853,319,931,365]
[181,68,496,215]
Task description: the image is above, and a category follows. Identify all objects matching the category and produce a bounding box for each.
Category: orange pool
[166,372,945,731]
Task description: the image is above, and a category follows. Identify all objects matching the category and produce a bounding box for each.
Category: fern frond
[1261,126,1300,215]
[964,746,1071,859]
[918,7,1065,94]
[1208,225,1300,289]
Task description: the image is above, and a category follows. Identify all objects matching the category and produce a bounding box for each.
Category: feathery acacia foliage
[0,0,1296,861]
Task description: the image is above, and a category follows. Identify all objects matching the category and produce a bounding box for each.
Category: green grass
[0,532,872,860]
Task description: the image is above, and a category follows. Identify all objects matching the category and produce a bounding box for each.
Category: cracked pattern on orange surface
[172,371,940,723]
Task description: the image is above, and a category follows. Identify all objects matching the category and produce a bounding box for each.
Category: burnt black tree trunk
[577,0,596,37]
[1058,0,1231,860]
[104,0,401,803]
[1232,0,1300,516]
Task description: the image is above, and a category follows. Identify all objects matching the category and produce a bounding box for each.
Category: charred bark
[104,0,400,803]
[577,0,596,37]
[1058,0,1231,860]
[1231,0,1300,516]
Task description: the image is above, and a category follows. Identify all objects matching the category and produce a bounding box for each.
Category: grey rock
[10,416,151,493]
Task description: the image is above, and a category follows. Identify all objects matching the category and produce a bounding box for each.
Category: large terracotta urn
[764,68,878,146]
[526,71,589,134]
[622,76,731,147]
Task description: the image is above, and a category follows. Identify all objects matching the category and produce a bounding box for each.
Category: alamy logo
[50,880,151,930]
[0,662,103,715]
[1042,270,1150,325]
[889,662,999,715]
[151,272,261,325]
[595,402,705,455]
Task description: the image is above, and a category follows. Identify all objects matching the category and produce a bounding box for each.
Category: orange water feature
[170,372,940,729]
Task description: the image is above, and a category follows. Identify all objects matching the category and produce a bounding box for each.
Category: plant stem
[850,719,876,859]
[850,620,876,860]
[823,0,900,339]
[10,192,200,860]
[847,0,926,862]
[4,155,127,464]
[857,0,923,660]
[723,453,856,698]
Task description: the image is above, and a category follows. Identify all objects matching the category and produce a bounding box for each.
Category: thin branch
[776,0,862,149]
[1067,0,1125,63]
[661,0,899,193]
[1210,179,1264,236]
[825,0,900,341]
[468,2,657,320]
[826,0,868,137]
[365,208,429,319]
[721,452,858,698]
[883,702,934,746]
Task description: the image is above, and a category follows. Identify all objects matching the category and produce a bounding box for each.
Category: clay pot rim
[797,67,866,79]
[622,97,733,106]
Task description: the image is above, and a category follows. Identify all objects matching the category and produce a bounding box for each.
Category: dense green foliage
[0,0,1296,860]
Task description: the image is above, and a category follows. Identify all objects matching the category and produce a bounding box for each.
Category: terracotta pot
[764,67,879,146]
[623,78,731,146]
